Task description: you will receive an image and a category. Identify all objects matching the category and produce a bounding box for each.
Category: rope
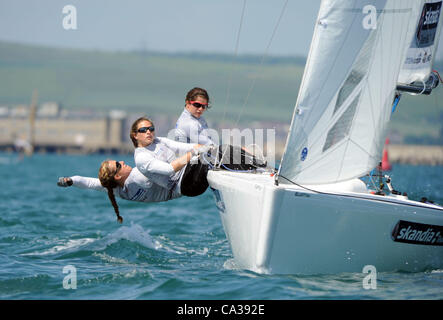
[407,78,427,96]
[433,69,443,84]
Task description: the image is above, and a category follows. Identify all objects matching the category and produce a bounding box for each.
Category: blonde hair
[99,160,123,223]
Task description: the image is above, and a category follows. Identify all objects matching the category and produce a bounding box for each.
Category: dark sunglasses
[113,161,122,176]
[137,126,155,133]
[190,101,208,109]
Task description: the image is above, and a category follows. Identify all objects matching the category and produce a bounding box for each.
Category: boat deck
[208,169,443,212]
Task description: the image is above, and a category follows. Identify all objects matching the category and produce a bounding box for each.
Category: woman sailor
[57,159,182,223]
[174,87,217,145]
[174,87,268,170]
[130,117,213,199]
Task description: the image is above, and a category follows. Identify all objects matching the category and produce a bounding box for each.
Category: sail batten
[278,0,424,185]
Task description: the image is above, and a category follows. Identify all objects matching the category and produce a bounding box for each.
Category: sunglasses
[137,126,155,133]
[189,101,208,109]
[113,161,122,176]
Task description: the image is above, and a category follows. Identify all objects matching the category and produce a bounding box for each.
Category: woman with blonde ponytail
[98,160,124,223]
[57,159,182,223]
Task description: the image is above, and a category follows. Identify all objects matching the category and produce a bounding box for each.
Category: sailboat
[208,0,443,274]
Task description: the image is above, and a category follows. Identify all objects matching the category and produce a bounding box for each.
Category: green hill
[0,41,442,144]
[0,41,303,123]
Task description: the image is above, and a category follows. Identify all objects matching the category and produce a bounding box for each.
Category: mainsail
[278,0,424,185]
[398,0,443,85]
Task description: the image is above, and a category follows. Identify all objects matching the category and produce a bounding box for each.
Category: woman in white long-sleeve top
[130,117,213,200]
[174,88,268,171]
[57,160,182,223]
[174,87,217,145]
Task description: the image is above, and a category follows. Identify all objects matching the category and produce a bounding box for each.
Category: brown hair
[98,160,123,223]
[129,117,154,148]
[185,87,211,108]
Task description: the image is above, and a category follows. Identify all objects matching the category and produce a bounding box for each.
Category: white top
[71,167,181,203]
[175,108,216,145]
[134,137,196,192]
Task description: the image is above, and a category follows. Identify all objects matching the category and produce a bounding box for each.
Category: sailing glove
[57,177,73,187]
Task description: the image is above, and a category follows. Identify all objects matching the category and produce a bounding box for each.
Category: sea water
[0,153,442,300]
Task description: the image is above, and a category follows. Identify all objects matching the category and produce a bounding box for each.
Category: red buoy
[382,138,392,171]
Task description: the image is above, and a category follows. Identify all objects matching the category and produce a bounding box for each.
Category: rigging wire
[431,69,442,144]
[233,0,289,128]
[218,0,289,167]
[215,0,247,169]
[221,0,247,127]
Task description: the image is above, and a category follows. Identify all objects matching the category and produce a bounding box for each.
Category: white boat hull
[208,170,443,274]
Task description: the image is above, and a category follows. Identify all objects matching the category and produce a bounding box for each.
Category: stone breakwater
[272,144,443,166]
[386,145,443,166]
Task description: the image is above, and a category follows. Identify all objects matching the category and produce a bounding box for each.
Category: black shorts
[180,160,209,197]
[179,144,267,197]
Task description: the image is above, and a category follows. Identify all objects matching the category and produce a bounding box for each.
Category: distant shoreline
[2,144,442,166]
[385,144,443,166]
[272,143,443,166]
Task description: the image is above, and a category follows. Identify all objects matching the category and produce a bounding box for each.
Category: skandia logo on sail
[416,1,442,47]
[424,7,440,26]
[392,220,443,246]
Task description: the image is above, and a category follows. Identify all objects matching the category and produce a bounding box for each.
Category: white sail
[278,0,423,185]
[398,0,443,84]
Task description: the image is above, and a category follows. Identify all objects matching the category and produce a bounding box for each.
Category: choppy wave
[21,238,96,256]
[430,269,443,274]
[21,224,180,257]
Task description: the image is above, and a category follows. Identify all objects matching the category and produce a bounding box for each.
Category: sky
[0,0,328,57]
[1,0,443,60]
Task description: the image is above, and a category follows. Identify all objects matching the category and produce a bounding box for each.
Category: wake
[21,223,179,257]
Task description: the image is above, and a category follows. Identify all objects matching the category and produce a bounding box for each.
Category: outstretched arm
[57,176,106,192]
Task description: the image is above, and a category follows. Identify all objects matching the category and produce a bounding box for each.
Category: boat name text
[392,220,443,246]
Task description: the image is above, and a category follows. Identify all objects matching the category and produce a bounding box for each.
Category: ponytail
[106,187,123,224]
[99,160,123,223]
